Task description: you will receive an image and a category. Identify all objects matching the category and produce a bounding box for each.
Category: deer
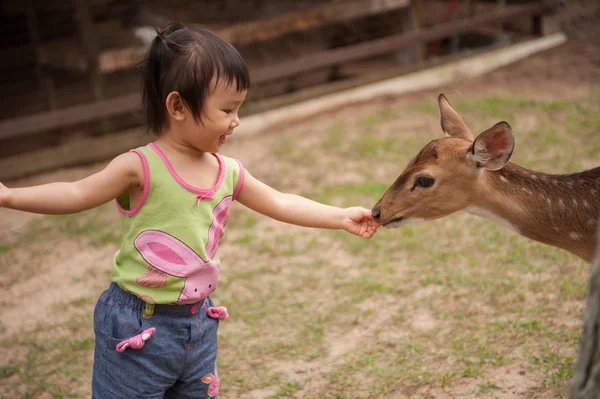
[371,94,600,262]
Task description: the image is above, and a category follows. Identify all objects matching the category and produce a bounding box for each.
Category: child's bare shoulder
[107,152,146,189]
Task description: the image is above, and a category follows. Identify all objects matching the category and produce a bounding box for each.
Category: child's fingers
[347,207,375,222]
[357,219,377,238]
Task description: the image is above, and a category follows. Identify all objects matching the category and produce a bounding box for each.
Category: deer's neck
[468,163,600,262]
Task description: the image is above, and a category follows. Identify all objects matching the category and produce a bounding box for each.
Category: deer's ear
[438,94,474,141]
[467,122,514,170]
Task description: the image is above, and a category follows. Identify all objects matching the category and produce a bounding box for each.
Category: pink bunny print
[134,230,219,304]
[201,366,219,397]
[136,266,168,289]
[206,196,232,258]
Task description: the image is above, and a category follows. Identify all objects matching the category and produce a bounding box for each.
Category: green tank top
[111,142,244,305]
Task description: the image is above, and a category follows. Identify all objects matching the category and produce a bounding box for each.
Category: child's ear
[166,91,186,121]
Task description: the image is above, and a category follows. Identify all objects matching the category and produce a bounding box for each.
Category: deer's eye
[416,176,435,188]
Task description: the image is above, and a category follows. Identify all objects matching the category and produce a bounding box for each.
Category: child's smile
[219,134,228,146]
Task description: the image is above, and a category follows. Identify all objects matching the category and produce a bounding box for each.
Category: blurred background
[1,0,594,180]
[1,1,600,398]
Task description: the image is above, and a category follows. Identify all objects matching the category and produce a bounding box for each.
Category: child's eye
[223,110,232,114]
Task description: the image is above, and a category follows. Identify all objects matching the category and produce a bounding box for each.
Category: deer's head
[371,94,515,227]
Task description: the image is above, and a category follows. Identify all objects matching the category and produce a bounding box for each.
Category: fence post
[572,223,600,398]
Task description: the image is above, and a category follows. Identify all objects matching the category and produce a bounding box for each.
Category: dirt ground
[1,35,599,398]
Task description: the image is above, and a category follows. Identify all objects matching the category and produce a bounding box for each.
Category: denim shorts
[92,283,220,398]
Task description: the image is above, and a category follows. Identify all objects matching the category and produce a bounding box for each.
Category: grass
[1,90,597,398]
[0,313,94,399]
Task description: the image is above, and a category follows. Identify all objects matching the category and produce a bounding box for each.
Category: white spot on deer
[569,232,581,240]
[573,199,578,207]
[531,174,538,179]
[584,200,590,208]
[546,197,552,206]
[500,176,508,183]
[554,226,560,232]
[559,199,565,209]
[567,181,574,188]
[592,189,598,196]
[464,206,518,233]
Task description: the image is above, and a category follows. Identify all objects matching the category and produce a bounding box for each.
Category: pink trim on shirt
[115,149,150,216]
[149,142,225,196]
[233,159,245,201]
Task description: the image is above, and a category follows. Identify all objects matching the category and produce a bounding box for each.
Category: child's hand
[0,183,13,208]
[341,207,379,238]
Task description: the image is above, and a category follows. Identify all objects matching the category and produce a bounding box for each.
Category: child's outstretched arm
[0,153,142,215]
[236,169,378,238]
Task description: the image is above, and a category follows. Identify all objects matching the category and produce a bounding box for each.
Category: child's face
[187,78,247,153]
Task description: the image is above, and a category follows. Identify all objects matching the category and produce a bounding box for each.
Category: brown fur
[372,94,600,262]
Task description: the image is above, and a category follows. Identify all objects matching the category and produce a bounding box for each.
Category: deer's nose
[371,206,381,223]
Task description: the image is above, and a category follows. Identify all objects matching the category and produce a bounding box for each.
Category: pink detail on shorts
[207,306,228,321]
[233,159,245,200]
[149,142,225,198]
[201,369,219,397]
[134,230,219,304]
[206,196,232,259]
[116,327,156,352]
[115,149,150,216]
[136,266,168,289]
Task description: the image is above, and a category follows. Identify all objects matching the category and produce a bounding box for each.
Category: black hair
[139,23,250,135]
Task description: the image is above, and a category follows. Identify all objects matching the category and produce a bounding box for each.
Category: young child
[0,24,378,398]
